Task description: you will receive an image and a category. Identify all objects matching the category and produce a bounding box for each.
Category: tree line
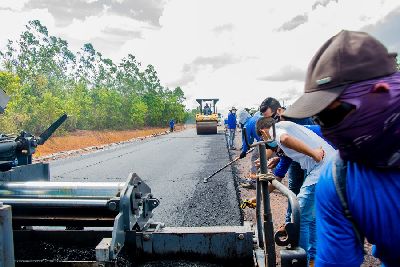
[0,20,189,134]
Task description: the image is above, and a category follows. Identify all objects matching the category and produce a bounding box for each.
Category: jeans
[297,183,317,261]
[228,128,236,148]
[285,161,306,223]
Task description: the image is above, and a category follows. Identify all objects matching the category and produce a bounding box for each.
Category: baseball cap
[284,30,398,119]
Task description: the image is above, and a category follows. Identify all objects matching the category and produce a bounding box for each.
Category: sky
[1,0,400,115]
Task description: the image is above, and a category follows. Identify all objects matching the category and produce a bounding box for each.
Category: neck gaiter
[321,72,400,168]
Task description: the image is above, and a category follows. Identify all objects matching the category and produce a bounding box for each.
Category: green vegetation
[0,20,189,134]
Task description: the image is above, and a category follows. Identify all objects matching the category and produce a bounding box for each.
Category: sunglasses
[313,102,355,128]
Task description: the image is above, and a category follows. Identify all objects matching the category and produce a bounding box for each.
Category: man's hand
[239,151,247,159]
[267,157,280,169]
[312,146,325,162]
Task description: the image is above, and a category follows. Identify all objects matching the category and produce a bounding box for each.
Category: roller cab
[195,98,219,135]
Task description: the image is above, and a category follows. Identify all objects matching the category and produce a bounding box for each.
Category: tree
[0,20,191,133]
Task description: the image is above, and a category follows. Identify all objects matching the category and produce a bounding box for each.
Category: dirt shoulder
[34,124,187,161]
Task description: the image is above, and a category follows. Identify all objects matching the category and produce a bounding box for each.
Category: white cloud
[0,8,56,49]
[1,0,400,112]
[0,0,30,11]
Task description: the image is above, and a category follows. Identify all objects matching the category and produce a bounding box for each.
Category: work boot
[240,182,255,189]
[240,179,256,189]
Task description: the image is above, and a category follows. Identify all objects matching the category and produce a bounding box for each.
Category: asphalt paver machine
[0,101,306,266]
[195,98,219,135]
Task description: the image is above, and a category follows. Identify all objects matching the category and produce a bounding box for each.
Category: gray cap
[284,30,398,118]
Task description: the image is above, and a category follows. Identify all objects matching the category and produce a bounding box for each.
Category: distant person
[283,30,400,266]
[203,103,212,115]
[227,107,237,149]
[169,119,175,132]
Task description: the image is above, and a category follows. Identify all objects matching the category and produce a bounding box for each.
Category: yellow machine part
[196,114,218,135]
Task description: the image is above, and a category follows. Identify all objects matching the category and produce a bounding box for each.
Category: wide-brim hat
[284,30,397,119]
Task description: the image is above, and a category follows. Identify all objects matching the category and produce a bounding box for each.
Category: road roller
[195,98,219,135]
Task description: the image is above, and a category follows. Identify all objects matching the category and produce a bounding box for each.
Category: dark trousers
[285,161,305,223]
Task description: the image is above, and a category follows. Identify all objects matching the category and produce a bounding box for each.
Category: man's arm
[280,134,324,162]
[268,156,292,193]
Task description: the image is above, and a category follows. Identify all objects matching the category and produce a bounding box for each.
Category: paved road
[50,128,242,227]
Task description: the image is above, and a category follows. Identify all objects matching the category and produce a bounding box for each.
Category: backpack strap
[332,155,365,251]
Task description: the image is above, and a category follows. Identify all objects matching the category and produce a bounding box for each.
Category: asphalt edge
[224,129,245,226]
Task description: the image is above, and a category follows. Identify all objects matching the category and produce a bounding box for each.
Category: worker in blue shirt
[240,111,262,157]
[283,30,400,266]
[238,111,262,188]
[169,119,175,132]
[227,107,237,149]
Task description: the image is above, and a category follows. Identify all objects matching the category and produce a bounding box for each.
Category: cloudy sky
[1,0,400,114]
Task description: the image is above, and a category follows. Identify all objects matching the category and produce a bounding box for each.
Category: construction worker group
[225,30,400,267]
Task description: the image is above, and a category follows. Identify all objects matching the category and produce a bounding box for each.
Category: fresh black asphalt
[50,128,242,227]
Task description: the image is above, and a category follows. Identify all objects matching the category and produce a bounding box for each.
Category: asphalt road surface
[50,127,242,227]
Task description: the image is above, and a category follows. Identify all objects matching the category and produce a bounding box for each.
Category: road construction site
[1,123,381,266]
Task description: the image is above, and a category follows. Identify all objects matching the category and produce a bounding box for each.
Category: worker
[169,119,175,132]
[239,111,262,189]
[256,117,335,265]
[259,97,315,224]
[227,107,237,150]
[203,103,212,115]
[283,30,400,266]
[238,109,251,129]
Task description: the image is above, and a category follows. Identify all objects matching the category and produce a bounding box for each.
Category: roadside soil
[229,128,380,267]
[34,125,186,160]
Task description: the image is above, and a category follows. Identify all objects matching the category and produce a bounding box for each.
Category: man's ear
[260,129,269,139]
[371,82,390,93]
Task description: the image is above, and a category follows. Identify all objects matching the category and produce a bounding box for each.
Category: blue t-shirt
[242,113,262,153]
[316,157,400,266]
[227,112,237,129]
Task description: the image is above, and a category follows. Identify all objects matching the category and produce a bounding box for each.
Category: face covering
[266,140,278,148]
[321,72,400,168]
[272,112,281,122]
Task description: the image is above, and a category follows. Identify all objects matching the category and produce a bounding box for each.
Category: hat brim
[283,85,347,119]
